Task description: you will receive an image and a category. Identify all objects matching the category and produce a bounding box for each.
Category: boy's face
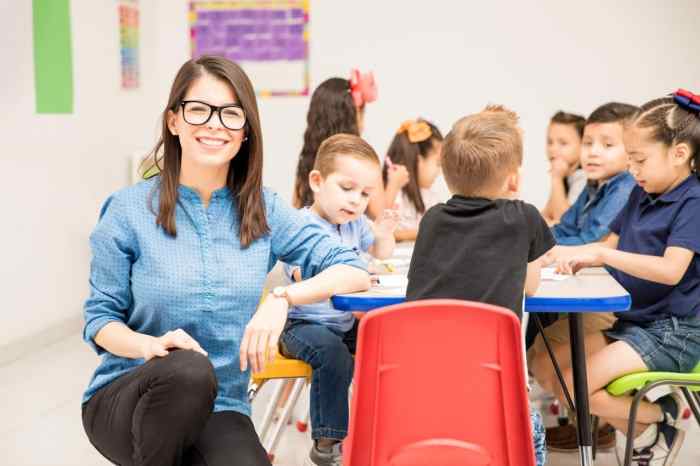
[310,154,380,224]
[580,122,629,182]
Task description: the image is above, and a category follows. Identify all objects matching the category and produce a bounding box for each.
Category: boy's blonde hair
[442,105,523,196]
[314,133,380,176]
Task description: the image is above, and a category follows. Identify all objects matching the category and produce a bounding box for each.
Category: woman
[81,56,370,466]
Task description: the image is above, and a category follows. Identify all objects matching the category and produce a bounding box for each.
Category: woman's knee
[154,350,218,406]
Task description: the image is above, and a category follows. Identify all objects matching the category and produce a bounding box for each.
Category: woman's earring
[243,137,248,141]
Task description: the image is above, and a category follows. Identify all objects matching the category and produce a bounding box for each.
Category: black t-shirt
[406,195,556,317]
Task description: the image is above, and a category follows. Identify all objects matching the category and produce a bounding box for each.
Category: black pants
[82,350,270,466]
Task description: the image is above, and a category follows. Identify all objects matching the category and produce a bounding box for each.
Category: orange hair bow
[397,120,432,143]
[349,69,377,108]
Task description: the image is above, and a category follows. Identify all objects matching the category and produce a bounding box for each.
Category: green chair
[606,362,700,466]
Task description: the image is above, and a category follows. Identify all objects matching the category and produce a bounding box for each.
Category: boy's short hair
[314,133,380,177]
[550,111,586,138]
[442,105,523,197]
[586,102,639,126]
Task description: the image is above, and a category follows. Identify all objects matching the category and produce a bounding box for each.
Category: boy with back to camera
[406,105,555,466]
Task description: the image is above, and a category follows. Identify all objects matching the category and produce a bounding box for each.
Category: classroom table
[332,247,630,466]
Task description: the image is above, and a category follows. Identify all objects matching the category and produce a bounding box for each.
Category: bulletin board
[189,1,309,97]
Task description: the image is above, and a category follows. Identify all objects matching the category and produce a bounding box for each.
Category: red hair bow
[673,89,700,113]
[349,69,377,108]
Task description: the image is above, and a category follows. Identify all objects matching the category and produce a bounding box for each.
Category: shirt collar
[177,184,231,201]
[641,174,697,206]
[585,171,632,201]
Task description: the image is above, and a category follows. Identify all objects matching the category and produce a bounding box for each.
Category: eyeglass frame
[179,100,247,131]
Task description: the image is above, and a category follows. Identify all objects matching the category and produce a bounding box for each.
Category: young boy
[279,133,399,466]
[528,103,639,452]
[406,105,554,466]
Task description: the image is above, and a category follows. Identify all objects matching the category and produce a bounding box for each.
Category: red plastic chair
[343,299,536,466]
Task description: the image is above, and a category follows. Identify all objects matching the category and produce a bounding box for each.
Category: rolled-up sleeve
[266,191,367,279]
[83,195,138,354]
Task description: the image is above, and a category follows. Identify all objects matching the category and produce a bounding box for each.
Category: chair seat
[250,353,312,385]
[607,362,700,396]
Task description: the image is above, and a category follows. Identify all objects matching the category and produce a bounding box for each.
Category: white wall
[2,0,699,351]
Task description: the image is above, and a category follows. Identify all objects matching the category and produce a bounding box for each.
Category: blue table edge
[331,294,632,313]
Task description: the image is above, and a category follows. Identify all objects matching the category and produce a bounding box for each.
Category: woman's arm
[95,323,207,360]
[240,264,370,373]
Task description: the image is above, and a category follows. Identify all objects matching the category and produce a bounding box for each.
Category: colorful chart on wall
[119,0,140,89]
[189,1,309,97]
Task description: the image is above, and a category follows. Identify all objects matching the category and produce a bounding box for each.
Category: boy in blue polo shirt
[557,90,700,465]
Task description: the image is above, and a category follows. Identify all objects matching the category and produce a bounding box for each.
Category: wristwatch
[272,286,294,307]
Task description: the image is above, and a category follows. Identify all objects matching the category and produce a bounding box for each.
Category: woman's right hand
[140,329,208,361]
[386,164,410,189]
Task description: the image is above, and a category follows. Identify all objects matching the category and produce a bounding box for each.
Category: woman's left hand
[239,295,289,373]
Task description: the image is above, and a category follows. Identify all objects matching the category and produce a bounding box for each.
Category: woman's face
[167,72,246,172]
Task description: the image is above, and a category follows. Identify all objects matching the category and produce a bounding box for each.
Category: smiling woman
[79,56,371,466]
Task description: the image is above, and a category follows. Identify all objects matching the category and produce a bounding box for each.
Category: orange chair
[249,353,312,461]
[343,299,536,466]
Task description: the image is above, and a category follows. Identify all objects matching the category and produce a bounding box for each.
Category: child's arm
[394,228,418,242]
[525,257,543,296]
[368,210,399,260]
[559,240,694,286]
[542,160,571,223]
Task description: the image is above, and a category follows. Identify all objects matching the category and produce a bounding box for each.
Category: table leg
[569,313,594,466]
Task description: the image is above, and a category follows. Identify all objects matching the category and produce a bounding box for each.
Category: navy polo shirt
[609,175,700,323]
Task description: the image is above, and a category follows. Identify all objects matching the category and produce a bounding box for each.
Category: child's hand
[374,209,400,237]
[386,164,410,189]
[556,247,603,275]
[549,158,570,179]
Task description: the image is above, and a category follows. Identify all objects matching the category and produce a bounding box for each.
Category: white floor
[1,334,699,466]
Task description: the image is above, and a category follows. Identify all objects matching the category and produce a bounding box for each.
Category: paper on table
[373,274,408,288]
[541,268,570,281]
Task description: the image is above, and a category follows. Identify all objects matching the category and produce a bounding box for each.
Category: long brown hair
[382,120,442,214]
[146,56,268,247]
[293,78,359,207]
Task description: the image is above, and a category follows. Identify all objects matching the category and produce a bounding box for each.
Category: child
[556,90,700,465]
[407,105,555,466]
[292,70,410,219]
[280,134,399,466]
[542,111,587,225]
[383,119,444,242]
[528,103,639,451]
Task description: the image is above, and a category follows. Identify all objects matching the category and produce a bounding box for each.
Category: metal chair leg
[258,379,286,440]
[264,378,306,453]
[681,387,700,429]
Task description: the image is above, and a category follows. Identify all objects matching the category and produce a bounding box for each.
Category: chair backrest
[343,299,535,466]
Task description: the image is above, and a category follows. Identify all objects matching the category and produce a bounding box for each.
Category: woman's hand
[239,295,289,373]
[386,164,410,190]
[141,329,208,361]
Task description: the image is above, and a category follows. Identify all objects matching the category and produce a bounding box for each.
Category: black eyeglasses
[180,100,246,131]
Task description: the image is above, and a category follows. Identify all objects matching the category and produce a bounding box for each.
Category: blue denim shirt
[552,171,636,245]
[82,178,367,416]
